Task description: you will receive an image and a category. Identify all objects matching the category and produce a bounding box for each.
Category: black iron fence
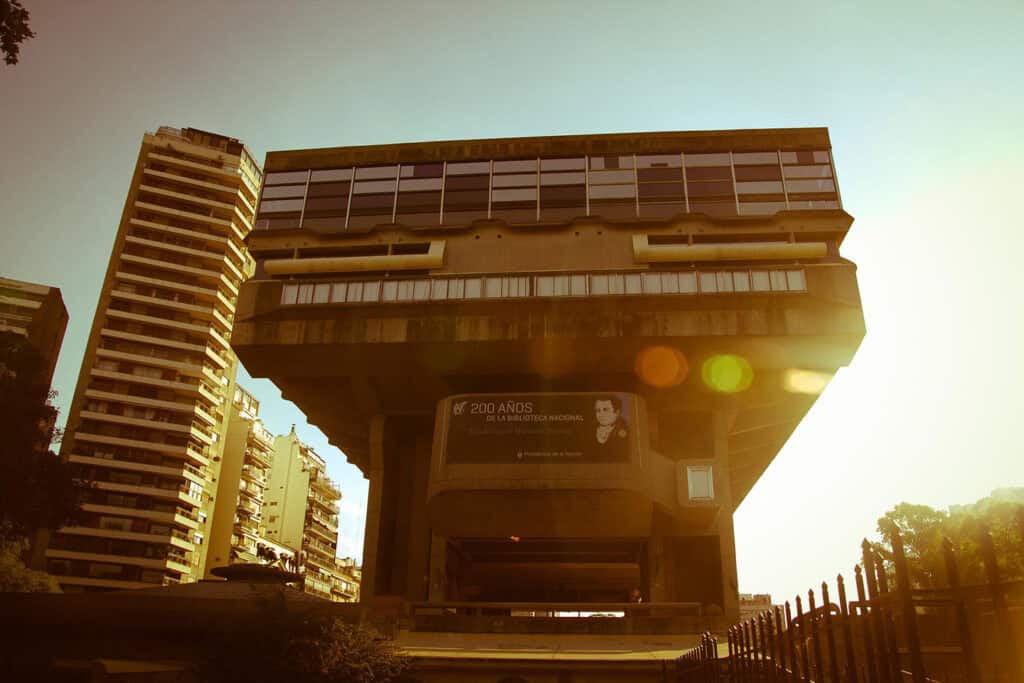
[677,528,1022,682]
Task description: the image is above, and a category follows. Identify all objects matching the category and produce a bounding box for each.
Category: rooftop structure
[47,126,261,591]
[233,128,864,622]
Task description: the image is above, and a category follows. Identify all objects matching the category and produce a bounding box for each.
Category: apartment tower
[46,126,262,590]
[204,384,276,574]
[264,428,342,600]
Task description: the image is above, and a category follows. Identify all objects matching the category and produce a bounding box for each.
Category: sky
[1,0,1022,603]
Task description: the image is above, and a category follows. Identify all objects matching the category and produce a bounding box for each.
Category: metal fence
[677,528,1022,682]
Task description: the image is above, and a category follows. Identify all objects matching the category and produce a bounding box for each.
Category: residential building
[204,383,276,574]
[331,557,361,603]
[738,593,774,620]
[264,427,342,600]
[0,276,69,388]
[46,126,262,591]
[232,128,864,623]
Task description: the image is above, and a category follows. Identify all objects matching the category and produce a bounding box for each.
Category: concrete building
[47,126,262,591]
[264,427,343,600]
[204,383,277,574]
[331,556,361,603]
[232,128,864,623]
[0,276,69,389]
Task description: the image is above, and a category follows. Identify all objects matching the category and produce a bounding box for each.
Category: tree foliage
[198,594,410,683]
[0,0,34,65]
[0,537,60,592]
[0,332,84,543]
[871,493,1024,588]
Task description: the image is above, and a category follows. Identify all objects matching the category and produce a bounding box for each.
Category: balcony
[95,346,204,377]
[73,431,189,457]
[306,520,336,545]
[138,183,236,214]
[100,326,206,355]
[245,446,273,468]
[133,199,232,229]
[68,453,187,479]
[114,269,220,300]
[58,524,194,552]
[78,503,199,530]
[90,366,200,395]
[109,287,214,318]
[79,410,192,435]
[91,480,201,507]
[129,215,229,247]
[105,308,211,336]
[147,151,240,184]
[141,167,238,200]
[237,497,260,516]
[119,253,221,282]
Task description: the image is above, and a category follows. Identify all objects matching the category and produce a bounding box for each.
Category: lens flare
[783,368,833,395]
[701,354,754,394]
[634,346,689,388]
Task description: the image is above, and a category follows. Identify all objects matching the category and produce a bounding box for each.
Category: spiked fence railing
[676,527,1022,682]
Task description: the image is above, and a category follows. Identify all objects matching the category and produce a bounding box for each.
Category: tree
[0,332,84,544]
[0,537,59,592]
[0,0,34,65]
[871,493,1024,588]
[198,596,410,683]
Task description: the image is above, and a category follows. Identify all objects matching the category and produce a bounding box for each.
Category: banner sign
[443,393,635,464]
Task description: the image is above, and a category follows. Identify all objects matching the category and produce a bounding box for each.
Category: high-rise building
[264,427,342,600]
[233,128,864,622]
[204,383,276,574]
[46,126,262,591]
[0,276,69,389]
[331,557,361,603]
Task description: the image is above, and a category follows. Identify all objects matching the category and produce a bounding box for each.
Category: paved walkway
[395,631,711,661]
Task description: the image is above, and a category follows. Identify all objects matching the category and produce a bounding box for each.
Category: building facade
[231,128,865,621]
[204,383,277,574]
[331,557,361,603]
[46,126,262,590]
[264,428,343,600]
[0,276,69,389]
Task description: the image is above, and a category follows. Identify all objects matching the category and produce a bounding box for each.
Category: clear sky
[1,1,1021,603]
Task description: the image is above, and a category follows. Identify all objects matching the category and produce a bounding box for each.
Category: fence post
[758,613,769,680]
[766,611,779,682]
[796,596,811,683]
[941,538,979,683]
[822,582,841,683]
[872,547,902,683]
[775,607,790,682]
[979,527,1021,683]
[889,528,926,683]
[837,574,859,683]
[786,601,800,683]
[862,540,893,683]
[808,590,825,681]
[728,626,737,683]
[854,565,878,683]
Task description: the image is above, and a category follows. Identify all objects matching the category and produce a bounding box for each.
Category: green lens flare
[701,354,754,394]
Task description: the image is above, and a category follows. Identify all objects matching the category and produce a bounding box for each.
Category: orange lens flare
[634,346,689,388]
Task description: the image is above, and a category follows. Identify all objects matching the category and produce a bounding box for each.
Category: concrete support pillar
[428,532,447,601]
[405,431,433,601]
[712,407,740,621]
[647,535,668,602]
[359,415,386,605]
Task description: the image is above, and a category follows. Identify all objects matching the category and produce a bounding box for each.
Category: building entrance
[443,538,645,603]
